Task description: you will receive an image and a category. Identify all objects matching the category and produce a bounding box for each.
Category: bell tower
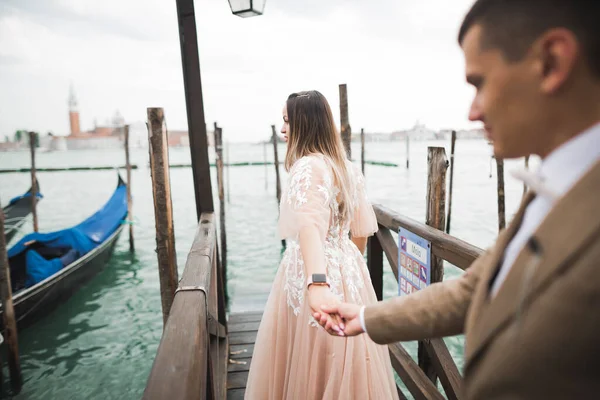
[68,85,81,136]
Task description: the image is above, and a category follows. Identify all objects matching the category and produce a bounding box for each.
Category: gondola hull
[1,174,127,330]
[0,225,123,329]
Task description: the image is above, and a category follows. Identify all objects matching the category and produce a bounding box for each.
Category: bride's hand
[307,286,345,336]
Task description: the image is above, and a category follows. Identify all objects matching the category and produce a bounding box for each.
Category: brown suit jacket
[365,159,600,399]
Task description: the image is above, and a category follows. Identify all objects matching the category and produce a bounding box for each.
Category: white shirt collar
[537,121,600,198]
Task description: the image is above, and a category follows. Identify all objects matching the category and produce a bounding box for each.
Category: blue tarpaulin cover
[8,176,127,287]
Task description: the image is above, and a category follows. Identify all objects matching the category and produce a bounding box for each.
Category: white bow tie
[510,169,560,201]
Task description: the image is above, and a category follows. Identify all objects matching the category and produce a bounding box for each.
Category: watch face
[312,273,327,283]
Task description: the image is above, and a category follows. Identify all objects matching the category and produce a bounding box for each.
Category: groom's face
[462,24,541,159]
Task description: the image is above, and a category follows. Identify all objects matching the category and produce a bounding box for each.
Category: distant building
[0,141,19,152]
[64,86,212,150]
[391,121,437,141]
[168,130,190,147]
[65,86,124,150]
[164,129,215,147]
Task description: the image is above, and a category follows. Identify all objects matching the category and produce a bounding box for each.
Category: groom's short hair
[458,0,600,77]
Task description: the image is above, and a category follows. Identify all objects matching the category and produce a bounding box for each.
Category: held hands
[313,303,365,337]
[307,286,345,336]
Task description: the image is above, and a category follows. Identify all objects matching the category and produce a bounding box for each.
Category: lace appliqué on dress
[281,156,367,327]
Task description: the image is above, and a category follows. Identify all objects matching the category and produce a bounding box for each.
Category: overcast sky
[0,0,480,143]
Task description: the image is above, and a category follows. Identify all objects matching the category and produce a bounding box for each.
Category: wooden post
[0,204,22,393]
[406,135,410,169]
[226,140,231,204]
[271,125,282,204]
[523,155,530,196]
[496,158,506,231]
[271,125,285,249]
[147,108,179,327]
[28,131,39,233]
[426,147,448,287]
[361,128,365,175]
[263,141,268,191]
[366,234,384,301]
[446,131,457,234]
[339,84,352,159]
[124,125,134,252]
[213,123,228,304]
[175,0,214,220]
[419,146,449,384]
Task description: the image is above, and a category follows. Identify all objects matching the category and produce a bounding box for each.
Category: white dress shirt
[359,122,600,333]
[490,122,600,296]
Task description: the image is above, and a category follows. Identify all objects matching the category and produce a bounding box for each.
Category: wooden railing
[367,203,484,400]
[143,213,228,400]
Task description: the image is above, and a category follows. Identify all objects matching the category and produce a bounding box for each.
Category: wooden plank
[373,204,483,270]
[218,337,229,400]
[227,371,249,390]
[226,389,245,400]
[424,339,462,400]
[142,212,217,400]
[142,290,209,399]
[230,344,254,359]
[228,321,260,333]
[227,357,251,372]
[388,343,444,400]
[228,312,263,324]
[228,331,257,346]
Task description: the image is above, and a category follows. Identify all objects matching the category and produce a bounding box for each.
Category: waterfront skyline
[1,0,480,143]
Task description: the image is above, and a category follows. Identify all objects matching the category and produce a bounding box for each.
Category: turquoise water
[0,140,536,399]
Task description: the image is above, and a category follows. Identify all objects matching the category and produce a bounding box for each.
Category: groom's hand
[314,303,365,337]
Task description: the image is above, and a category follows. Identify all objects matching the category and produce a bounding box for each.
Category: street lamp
[228,0,266,17]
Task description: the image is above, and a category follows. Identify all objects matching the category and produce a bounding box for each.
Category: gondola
[2,181,42,243]
[1,174,127,328]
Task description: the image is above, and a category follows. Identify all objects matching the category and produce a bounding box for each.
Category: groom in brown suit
[316,0,600,398]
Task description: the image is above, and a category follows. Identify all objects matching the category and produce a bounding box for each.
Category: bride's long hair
[284,90,355,222]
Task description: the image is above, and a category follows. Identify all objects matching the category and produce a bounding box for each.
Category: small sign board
[398,227,431,296]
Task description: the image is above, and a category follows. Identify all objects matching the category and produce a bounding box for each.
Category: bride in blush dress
[244,90,399,400]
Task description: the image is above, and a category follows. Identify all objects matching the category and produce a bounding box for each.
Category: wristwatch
[307,273,330,289]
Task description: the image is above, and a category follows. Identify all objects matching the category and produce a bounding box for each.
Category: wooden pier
[142,194,483,399]
[226,311,261,399]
